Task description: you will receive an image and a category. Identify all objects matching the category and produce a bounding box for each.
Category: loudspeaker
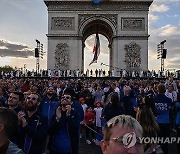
[35,48,39,57]
[162,49,167,59]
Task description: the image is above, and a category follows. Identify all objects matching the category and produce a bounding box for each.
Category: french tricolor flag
[89,33,100,66]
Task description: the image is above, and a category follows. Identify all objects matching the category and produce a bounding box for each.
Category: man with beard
[41,86,59,123]
[17,93,48,154]
[7,92,24,113]
[48,93,81,154]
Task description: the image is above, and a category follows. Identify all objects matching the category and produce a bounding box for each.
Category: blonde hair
[104,115,143,141]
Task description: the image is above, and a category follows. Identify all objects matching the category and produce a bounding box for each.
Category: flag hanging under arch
[89,33,100,66]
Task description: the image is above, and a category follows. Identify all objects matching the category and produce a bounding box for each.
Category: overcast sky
[0,0,180,72]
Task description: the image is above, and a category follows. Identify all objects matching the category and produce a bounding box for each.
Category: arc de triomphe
[44,0,153,76]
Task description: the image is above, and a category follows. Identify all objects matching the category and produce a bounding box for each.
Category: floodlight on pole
[157,40,167,72]
[160,40,166,44]
[35,39,41,76]
[36,39,40,44]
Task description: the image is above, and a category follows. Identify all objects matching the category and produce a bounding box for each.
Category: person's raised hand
[65,105,71,116]
[56,106,62,121]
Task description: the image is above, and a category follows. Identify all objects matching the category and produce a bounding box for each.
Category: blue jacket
[71,100,84,122]
[40,95,59,123]
[48,108,81,154]
[175,102,180,126]
[154,94,172,124]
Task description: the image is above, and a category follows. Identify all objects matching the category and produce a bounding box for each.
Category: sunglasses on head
[61,95,71,100]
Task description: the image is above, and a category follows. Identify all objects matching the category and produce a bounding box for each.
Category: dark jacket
[9,106,24,145]
[48,108,81,154]
[175,102,180,126]
[122,95,136,117]
[18,112,48,154]
[104,103,125,122]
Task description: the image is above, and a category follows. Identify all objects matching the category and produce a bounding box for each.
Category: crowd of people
[0,68,179,78]
[0,75,180,154]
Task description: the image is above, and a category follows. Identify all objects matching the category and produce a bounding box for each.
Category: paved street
[79,136,102,154]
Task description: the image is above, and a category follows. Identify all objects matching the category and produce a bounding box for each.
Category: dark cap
[63,87,75,98]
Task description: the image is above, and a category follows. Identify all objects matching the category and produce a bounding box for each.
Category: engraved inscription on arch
[122,18,145,31]
[51,17,75,30]
[55,43,69,70]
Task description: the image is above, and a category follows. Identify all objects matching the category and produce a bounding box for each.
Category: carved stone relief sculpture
[51,17,75,30]
[55,43,69,69]
[124,42,141,68]
[122,18,145,31]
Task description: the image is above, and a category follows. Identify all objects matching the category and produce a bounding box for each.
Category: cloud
[1,0,27,10]
[148,23,180,71]
[165,57,180,70]
[150,4,169,12]
[149,14,159,21]
[0,40,34,58]
[154,0,180,2]
[166,14,179,18]
[159,24,180,36]
[148,2,169,22]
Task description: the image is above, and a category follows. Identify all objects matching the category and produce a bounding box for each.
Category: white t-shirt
[80,104,88,124]
[94,107,103,127]
[114,87,120,99]
[81,104,88,114]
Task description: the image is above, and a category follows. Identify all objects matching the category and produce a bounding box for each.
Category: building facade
[44,0,153,76]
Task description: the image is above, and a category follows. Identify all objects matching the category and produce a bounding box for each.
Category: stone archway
[44,0,153,76]
[79,17,115,71]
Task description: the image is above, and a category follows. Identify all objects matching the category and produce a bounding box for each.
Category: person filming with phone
[48,91,81,154]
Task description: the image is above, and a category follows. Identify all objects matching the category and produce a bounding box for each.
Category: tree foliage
[0,65,14,72]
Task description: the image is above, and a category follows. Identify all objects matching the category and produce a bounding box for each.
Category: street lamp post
[157,40,167,72]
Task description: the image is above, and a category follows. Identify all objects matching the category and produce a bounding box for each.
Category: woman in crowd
[137,95,160,153]
[94,86,104,105]
[103,92,124,122]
